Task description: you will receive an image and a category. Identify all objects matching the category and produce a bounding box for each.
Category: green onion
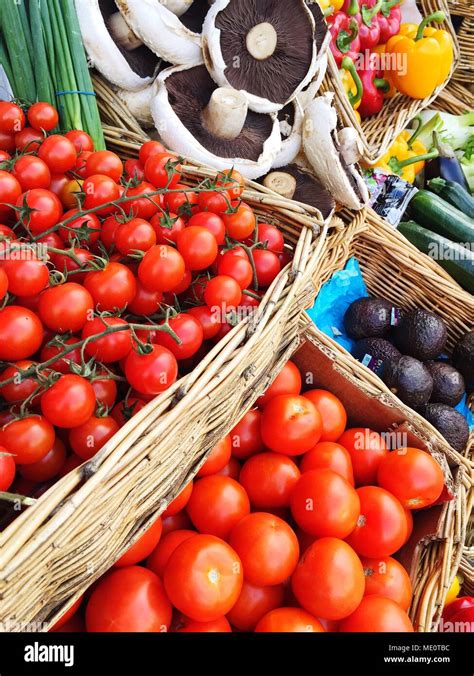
[0,0,35,101]
[29,0,56,108]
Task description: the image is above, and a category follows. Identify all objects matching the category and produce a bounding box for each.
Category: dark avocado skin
[394,309,447,361]
[425,362,465,407]
[421,403,470,452]
[382,355,433,408]
[353,338,401,364]
[344,298,397,339]
[453,331,474,389]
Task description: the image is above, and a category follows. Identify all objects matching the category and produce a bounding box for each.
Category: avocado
[353,338,401,364]
[394,309,447,361]
[382,355,433,408]
[425,362,465,407]
[453,331,474,389]
[344,298,399,339]
[421,403,470,452]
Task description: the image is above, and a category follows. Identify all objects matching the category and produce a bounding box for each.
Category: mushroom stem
[246,22,278,60]
[109,12,142,51]
[263,171,297,199]
[202,88,248,139]
[337,127,363,165]
[160,0,194,17]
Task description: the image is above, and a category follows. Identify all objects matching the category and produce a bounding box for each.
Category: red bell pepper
[343,0,383,50]
[356,60,389,118]
[328,10,361,67]
[377,0,401,44]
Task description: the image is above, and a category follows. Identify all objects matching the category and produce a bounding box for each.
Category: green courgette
[409,190,474,246]
[398,220,474,294]
[427,178,474,219]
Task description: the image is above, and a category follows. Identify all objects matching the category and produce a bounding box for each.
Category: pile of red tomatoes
[0,101,288,496]
[52,359,446,633]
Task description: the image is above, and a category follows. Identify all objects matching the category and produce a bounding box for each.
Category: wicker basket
[436,79,474,114]
[294,324,470,631]
[0,135,364,630]
[447,0,474,18]
[452,16,474,85]
[321,0,459,162]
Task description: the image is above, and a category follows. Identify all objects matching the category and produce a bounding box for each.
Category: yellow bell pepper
[340,63,361,111]
[375,127,438,184]
[316,0,344,15]
[386,12,454,99]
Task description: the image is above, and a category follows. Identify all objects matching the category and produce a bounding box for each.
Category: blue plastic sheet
[306,257,473,429]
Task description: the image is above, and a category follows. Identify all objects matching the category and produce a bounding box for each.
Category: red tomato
[253,249,281,287]
[12,155,51,191]
[257,361,302,409]
[39,283,93,333]
[216,169,245,199]
[41,374,96,429]
[38,135,77,174]
[361,556,412,611]
[223,202,256,240]
[28,103,58,132]
[14,127,43,153]
[82,316,132,363]
[339,596,414,632]
[0,170,21,214]
[69,415,119,460]
[40,336,81,374]
[150,212,185,245]
[128,281,163,316]
[0,149,10,161]
[230,409,263,460]
[2,257,49,298]
[50,596,84,631]
[48,173,69,198]
[147,529,195,578]
[346,486,408,558]
[0,360,39,403]
[187,305,222,340]
[144,152,181,189]
[74,151,92,178]
[338,428,388,486]
[290,469,360,538]
[154,313,203,361]
[229,512,299,586]
[86,566,172,632]
[198,189,231,214]
[0,131,15,152]
[65,129,94,153]
[85,262,136,312]
[177,616,231,632]
[162,511,192,535]
[300,441,354,484]
[217,457,241,480]
[303,389,347,442]
[239,452,300,508]
[261,394,322,455]
[377,447,444,510]
[124,345,178,395]
[17,188,63,235]
[123,181,163,220]
[442,596,474,622]
[86,150,123,182]
[227,581,285,631]
[139,140,166,166]
[292,537,365,620]
[124,158,144,181]
[19,438,66,482]
[217,251,253,289]
[114,517,163,567]
[138,245,185,293]
[204,275,242,312]
[0,415,55,465]
[0,448,16,490]
[115,218,157,255]
[59,178,83,210]
[111,396,146,427]
[0,102,25,134]
[164,184,199,217]
[0,267,7,301]
[256,223,284,254]
[256,607,325,632]
[188,212,225,245]
[51,247,93,284]
[91,376,117,408]
[82,175,120,214]
[197,436,232,477]
[163,481,194,517]
[186,476,250,540]
[164,534,243,621]
[0,306,43,360]
[177,226,218,271]
[58,207,101,245]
